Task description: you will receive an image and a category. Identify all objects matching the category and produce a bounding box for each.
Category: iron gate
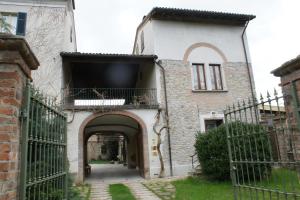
[225,88,300,200]
[20,81,68,200]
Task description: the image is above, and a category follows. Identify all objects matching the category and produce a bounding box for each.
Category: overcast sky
[74,0,300,96]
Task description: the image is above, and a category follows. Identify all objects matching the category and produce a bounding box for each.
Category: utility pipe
[242,20,256,101]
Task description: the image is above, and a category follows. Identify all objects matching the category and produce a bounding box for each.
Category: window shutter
[16,12,27,36]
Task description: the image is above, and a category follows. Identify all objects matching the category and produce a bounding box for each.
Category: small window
[192,64,206,90]
[209,64,223,90]
[0,12,27,36]
[205,119,223,131]
[0,12,17,34]
[140,31,144,53]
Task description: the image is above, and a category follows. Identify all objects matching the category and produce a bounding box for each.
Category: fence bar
[20,82,68,199]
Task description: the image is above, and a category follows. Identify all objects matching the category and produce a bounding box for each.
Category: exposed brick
[0,163,9,172]
[1,99,20,107]
[0,117,17,125]
[0,134,10,142]
[0,126,17,133]
[0,153,10,161]
[7,191,16,200]
[0,172,8,180]
[0,144,10,153]
[0,194,8,200]
[0,72,20,83]
[0,80,16,88]
[0,89,15,99]
[0,108,15,116]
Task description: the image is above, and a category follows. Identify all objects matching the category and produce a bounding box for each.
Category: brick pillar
[0,35,39,200]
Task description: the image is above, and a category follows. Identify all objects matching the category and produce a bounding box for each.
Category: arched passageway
[78,111,149,183]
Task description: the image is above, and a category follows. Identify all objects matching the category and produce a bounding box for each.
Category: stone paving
[90,182,111,200]
[85,164,184,200]
[143,180,176,200]
[126,182,161,200]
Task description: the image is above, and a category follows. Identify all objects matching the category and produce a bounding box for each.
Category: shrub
[195,122,271,181]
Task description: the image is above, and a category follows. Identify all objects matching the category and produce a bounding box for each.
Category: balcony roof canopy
[61,52,157,89]
[61,52,157,64]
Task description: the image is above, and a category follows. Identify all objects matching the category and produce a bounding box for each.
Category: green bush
[195,122,271,181]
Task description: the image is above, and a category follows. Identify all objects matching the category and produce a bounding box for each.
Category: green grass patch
[173,177,233,200]
[109,184,136,200]
[88,159,110,164]
[172,169,300,200]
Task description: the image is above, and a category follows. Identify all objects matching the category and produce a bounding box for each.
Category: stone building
[1,5,257,183]
[272,55,300,161]
[0,0,76,98]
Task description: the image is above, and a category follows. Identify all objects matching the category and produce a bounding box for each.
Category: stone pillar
[0,34,39,200]
[272,55,300,161]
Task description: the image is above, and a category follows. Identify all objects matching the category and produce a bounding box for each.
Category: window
[205,119,223,131]
[140,31,144,53]
[209,64,223,90]
[192,64,206,90]
[0,12,27,36]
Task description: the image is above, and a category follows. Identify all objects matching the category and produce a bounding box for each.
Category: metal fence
[62,87,159,109]
[20,82,68,200]
[225,89,300,200]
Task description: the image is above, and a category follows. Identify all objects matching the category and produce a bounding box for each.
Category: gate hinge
[20,110,28,119]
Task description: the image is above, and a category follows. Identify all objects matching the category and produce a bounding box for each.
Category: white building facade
[0,4,257,182]
[0,0,77,98]
[133,8,256,176]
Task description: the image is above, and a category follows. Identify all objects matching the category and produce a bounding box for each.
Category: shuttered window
[192,64,207,90]
[209,64,223,90]
[16,12,27,36]
[0,12,27,36]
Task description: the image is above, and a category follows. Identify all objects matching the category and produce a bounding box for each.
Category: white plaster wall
[128,109,163,178]
[0,1,76,99]
[65,111,91,173]
[151,20,250,63]
[134,20,154,55]
[65,109,162,178]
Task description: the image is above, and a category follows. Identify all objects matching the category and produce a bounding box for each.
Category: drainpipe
[242,20,260,121]
[155,60,173,176]
[242,20,256,102]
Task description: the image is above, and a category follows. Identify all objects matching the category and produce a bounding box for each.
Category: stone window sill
[192,89,228,93]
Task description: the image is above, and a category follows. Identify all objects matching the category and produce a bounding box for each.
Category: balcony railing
[62,88,159,109]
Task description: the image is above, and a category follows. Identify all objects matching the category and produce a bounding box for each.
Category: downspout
[242,20,256,101]
[155,60,173,176]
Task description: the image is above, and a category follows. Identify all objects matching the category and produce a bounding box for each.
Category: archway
[77,111,149,183]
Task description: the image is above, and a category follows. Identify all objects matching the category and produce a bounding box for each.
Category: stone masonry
[272,55,300,161]
[159,60,254,175]
[0,35,39,200]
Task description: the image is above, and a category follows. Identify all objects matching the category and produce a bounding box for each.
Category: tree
[0,14,13,34]
[153,109,167,178]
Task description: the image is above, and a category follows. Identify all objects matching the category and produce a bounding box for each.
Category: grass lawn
[172,169,300,200]
[88,159,110,164]
[109,184,136,200]
[173,177,233,200]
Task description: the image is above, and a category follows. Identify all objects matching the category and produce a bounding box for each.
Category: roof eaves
[271,55,300,77]
[60,52,158,60]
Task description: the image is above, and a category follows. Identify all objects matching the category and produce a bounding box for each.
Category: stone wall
[279,68,300,161]
[159,60,253,175]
